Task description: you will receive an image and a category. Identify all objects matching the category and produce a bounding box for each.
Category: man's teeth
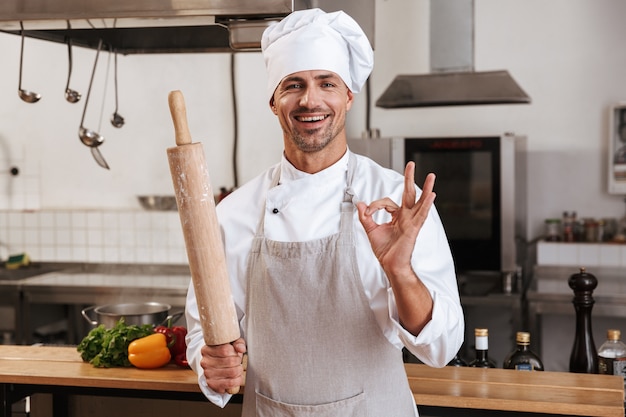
[298,115,326,122]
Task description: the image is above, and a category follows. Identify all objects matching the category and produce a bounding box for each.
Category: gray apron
[242,154,416,417]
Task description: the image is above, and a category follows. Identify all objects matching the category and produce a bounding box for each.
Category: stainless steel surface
[110,50,124,128]
[90,147,110,170]
[458,271,502,297]
[532,265,626,296]
[528,291,626,316]
[527,290,626,365]
[430,0,473,73]
[17,263,191,344]
[0,0,292,23]
[0,287,20,341]
[81,302,174,328]
[0,0,292,54]
[528,264,626,359]
[0,266,62,282]
[376,0,530,108]
[0,1,374,54]
[17,22,41,104]
[376,70,532,108]
[0,264,65,343]
[78,39,105,149]
[64,22,81,104]
[501,271,516,294]
[137,195,178,211]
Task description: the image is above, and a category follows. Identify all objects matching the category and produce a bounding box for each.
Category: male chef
[185,8,464,416]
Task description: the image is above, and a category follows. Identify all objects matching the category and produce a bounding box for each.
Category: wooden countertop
[405,363,624,417]
[0,345,623,416]
[0,345,199,393]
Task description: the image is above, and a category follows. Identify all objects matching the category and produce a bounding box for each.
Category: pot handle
[81,306,99,326]
[159,310,184,327]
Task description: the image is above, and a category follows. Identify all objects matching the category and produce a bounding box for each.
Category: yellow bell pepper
[128,333,172,369]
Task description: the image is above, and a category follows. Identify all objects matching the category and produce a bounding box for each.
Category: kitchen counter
[20,271,191,307]
[528,265,626,361]
[12,263,191,344]
[0,345,622,417]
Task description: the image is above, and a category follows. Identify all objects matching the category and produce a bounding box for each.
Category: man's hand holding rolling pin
[200,338,247,394]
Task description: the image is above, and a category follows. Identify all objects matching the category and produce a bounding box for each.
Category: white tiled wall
[537,241,626,268]
[0,210,187,264]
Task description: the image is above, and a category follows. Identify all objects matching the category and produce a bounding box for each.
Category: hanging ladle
[17,22,41,103]
[90,146,110,170]
[64,21,81,103]
[110,49,124,128]
[78,39,105,148]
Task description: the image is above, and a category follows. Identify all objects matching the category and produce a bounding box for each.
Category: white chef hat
[261,8,374,101]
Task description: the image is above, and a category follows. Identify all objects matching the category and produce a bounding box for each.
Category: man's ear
[346,89,354,111]
[269,97,277,114]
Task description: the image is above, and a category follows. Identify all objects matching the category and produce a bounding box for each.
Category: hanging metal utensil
[110,49,125,128]
[91,147,110,170]
[64,21,81,103]
[77,39,109,170]
[17,22,41,103]
[78,39,105,148]
[88,45,111,170]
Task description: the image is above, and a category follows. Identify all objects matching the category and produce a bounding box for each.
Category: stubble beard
[289,117,345,153]
[291,129,332,153]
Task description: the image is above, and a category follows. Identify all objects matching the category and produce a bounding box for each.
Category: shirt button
[272,208,279,214]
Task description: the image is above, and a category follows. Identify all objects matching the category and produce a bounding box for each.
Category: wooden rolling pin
[166,91,241,393]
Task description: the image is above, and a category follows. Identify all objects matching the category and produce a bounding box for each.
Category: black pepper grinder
[568,267,598,373]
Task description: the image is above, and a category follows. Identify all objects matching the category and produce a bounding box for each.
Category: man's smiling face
[271,70,353,154]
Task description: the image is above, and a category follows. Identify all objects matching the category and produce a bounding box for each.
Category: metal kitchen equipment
[78,39,104,148]
[349,134,527,277]
[90,147,109,170]
[0,0,373,54]
[77,39,110,170]
[64,21,81,103]
[81,302,182,328]
[17,22,41,104]
[110,49,124,128]
[137,195,177,211]
[376,0,530,108]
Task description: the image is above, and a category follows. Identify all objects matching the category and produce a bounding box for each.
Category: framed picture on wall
[608,103,626,194]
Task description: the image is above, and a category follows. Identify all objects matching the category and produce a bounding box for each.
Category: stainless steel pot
[81,302,182,328]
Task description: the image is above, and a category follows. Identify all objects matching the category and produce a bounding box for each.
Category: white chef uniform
[185,7,464,415]
[185,150,465,411]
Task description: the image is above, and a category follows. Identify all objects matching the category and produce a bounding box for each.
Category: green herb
[77,318,154,368]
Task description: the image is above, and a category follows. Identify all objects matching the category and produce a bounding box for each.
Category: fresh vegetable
[174,352,189,368]
[154,325,175,350]
[154,324,190,368]
[127,333,172,369]
[77,318,154,368]
[172,326,190,368]
[172,326,188,353]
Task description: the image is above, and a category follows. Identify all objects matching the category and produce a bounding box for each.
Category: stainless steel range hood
[376,0,530,108]
[0,0,374,54]
[0,0,294,53]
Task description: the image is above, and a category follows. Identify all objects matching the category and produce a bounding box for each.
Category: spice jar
[603,218,618,242]
[562,211,576,242]
[544,219,561,241]
[583,218,599,242]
